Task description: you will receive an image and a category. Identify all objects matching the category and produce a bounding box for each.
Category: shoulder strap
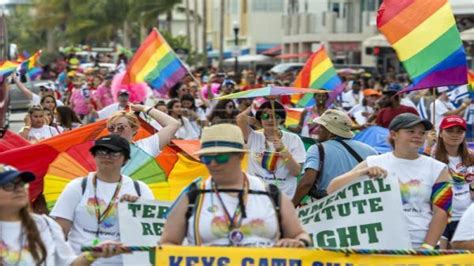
[185,182,200,222]
[133,180,141,197]
[316,142,325,184]
[81,177,87,195]
[266,183,283,237]
[334,139,363,162]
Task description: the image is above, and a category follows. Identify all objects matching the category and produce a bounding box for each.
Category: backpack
[184,180,282,241]
[81,177,141,196]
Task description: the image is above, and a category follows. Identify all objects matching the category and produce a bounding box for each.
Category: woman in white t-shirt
[328,113,451,249]
[51,135,154,265]
[236,100,306,198]
[167,99,200,140]
[18,105,60,144]
[432,115,474,249]
[0,164,128,266]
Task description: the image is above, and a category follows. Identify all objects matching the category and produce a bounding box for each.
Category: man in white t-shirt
[451,203,474,250]
[430,87,469,132]
[97,89,130,119]
[12,74,64,107]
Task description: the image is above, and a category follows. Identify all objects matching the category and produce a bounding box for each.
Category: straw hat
[195,124,247,155]
[314,109,354,139]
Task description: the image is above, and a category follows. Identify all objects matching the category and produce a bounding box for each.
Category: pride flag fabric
[122,28,188,94]
[0,61,19,79]
[378,0,468,91]
[18,50,41,74]
[468,70,474,97]
[292,46,342,107]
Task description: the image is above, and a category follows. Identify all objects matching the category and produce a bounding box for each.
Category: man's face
[118,94,129,106]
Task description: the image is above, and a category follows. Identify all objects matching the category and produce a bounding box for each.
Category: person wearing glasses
[50,135,154,265]
[12,73,64,107]
[0,164,131,265]
[208,99,238,125]
[161,124,311,248]
[106,103,180,157]
[236,100,306,198]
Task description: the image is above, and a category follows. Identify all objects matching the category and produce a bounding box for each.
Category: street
[9,110,26,133]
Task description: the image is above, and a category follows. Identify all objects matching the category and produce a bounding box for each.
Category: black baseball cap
[0,164,35,186]
[118,89,130,96]
[90,135,131,159]
[388,113,433,131]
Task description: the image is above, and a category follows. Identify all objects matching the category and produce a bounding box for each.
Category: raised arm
[236,105,254,142]
[12,73,33,100]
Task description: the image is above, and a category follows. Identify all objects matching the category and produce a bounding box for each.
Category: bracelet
[298,238,311,247]
[145,107,153,115]
[420,243,434,250]
[83,251,96,262]
[21,126,31,131]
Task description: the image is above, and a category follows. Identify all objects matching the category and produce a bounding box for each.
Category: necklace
[92,175,122,245]
[210,175,249,246]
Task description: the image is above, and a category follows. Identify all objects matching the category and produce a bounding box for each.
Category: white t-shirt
[175,117,200,140]
[26,125,60,142]
[367,152,447,248]
[186,174,279,247]
[430,99,456,131]
[134,134,161,157]
[352,106,374,125]
[31,93,64,107]
[97,103,122,119]
[0,214,76,266]
[247,129,306,198]
[448,156,474,221]
[50,173,154,265]
[451,203,474,242]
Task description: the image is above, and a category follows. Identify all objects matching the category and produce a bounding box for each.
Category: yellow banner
[155,246,474,266]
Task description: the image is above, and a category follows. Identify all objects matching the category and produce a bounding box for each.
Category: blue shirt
[303,139,378,190]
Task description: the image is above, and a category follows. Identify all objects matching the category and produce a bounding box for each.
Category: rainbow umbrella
[44,141,166,209]
[215,85,324,100]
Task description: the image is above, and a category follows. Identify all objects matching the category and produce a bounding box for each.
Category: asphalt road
[8,110,26,133]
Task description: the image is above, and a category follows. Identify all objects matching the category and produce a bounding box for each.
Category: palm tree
[185,0,191,49]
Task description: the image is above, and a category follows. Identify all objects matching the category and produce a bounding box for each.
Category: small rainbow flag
[468,70,474,97]
[378,0,468,92]
[18,50,41,75]
[27,67,43,80]
[122,28,188,94]
[261,151,279,173]
[292,46,342,107]
[0,61,20,79]
[285,108,303,127]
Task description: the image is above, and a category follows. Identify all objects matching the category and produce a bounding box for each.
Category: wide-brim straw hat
[195,124,247,155]
[314,109,354,139]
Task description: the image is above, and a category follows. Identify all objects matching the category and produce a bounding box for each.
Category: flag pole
[432,88,436,127]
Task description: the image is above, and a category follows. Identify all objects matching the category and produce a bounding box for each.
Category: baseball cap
[118,89,130,96]
[0,164,35,186]
[382,83,402,95]
[363,89,381,97]
[90,135,131,159]
[440,115,466,131]
[388,113,433,131]
[314,109,354,139]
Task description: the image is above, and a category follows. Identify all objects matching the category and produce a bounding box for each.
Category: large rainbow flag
[377,0,468,92]
[468,70,474,97]
[122,28,188,95]
[0,61,20,79]
[292,46,342,107]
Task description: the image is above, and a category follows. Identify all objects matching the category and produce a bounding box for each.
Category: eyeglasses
[200,153,232,165]
[261,113,281,120]
[1,179,26,192]
[93,149,124,159]
[107,124,129,133]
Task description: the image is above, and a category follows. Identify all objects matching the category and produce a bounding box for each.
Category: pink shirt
[70,89,90,115]
[94,84,114,109]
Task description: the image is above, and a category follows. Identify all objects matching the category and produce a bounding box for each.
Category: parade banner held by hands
[119,200,172,266]
[298,177,412,249]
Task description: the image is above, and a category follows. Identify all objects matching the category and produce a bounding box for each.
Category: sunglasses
[1,179,26,192]
[261,113,281,120]
[107,124,129,133]
[93,149,124,159]
[200,153,232,165]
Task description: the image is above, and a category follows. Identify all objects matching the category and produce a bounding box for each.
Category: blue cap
[0,164,35,186]
[382,83,402,94]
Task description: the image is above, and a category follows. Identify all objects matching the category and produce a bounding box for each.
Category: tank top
[366,152,446,248]
[186,174,279,247]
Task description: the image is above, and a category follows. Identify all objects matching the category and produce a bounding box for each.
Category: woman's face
[30,110,45,128]
[171,102,182,116]
[391,124,427,151]
[0,178,29,211]
[107,117,135,142]
[178,86,188,97]
[365,95,379,106]
[260,108,283,130]
[45,111,53,125]
[315,93,328,106]
[440,126,465,147]
[182,100,193,110]
[225,102,235,114]
[42,97,56,111]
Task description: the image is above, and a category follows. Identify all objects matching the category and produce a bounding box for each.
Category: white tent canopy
[461,28,474,41]
[362,34,390,48]
[224,54,274,64]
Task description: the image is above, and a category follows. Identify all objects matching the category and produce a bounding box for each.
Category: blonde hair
[107,111,139,129]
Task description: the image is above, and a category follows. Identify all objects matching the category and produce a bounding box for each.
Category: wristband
[420,243,434,250]
[298,238,311,247]
[83,251,96,262]
[145,107,153,115]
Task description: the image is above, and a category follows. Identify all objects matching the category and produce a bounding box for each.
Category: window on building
[252,0,284,12]
[331,2,340,18]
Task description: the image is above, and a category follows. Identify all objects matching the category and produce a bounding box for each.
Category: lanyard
[211,175,249,229]
[92,175,122,240]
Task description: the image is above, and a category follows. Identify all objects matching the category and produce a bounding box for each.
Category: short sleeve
[50,178,83,221]
[289,135,306,163]
[451,204,474,242]
[43,215,78,265]
[303,144,321,171]
[31,93,41,106]
[135,134,161,157]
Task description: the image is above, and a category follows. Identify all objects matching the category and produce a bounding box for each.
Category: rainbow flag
[468,70,474,97]
[292,46,342,107]
[285,108,303,127]
[0,61,20,79]
[18,50,41,75]
[27,67,43,80]
[122,28,188,94]
[260,151,279,173]
[378,0,468,92]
